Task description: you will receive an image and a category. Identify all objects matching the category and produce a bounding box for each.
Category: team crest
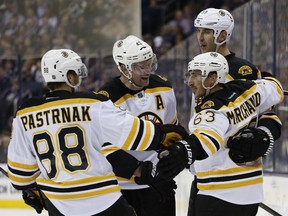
[97,90,110,98]
[61,51,69,58]
[117,40,123,47]
[201,100,215,109]
[219,10,226,16]
[238,65,253,76]
[138,112,163,124]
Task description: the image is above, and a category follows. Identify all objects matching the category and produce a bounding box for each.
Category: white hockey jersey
[98,74,178,189]
[7,91,162,215]
[188,77,283,204]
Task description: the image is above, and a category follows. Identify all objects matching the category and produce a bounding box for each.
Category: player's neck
[120,75,142,91]
[216,44,231,57]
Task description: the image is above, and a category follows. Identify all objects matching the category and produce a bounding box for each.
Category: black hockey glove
[227,127,274,164]
[135,161,159,185]
[157,140,193,180]
[157,124,189,147]
[22,189,44,214]
[149,179,177,203]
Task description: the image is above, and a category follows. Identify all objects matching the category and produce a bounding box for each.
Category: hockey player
[187,8,282,216]
[97,35,181,216]
[7,49,186,216]
[158,52,284,216]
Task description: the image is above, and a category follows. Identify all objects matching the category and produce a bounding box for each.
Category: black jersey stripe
[38,179,118,193]
[8,165,39,177]
[201,133,220,151]
[197,170,262,184]
[131,120,144,150]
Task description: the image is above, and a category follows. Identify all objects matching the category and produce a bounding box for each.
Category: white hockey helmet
[112,35,157,73]
[188,52,229,84]
[41,49,87,87]
[194,8,234,45]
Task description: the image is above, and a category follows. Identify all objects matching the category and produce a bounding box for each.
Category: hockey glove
[157,124,189,147]
[157,140,193,180]
[22,188,44,214]
[227,127,274,164]
[149,179,177,203]
[135,161,159,185]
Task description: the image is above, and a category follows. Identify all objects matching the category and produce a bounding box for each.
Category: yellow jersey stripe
[138,122,151,150]
[193,131,217,155]
[37,173,116,187]
[17,98,100,115]
[44,185,121,200]
[198,129,224,145]
[198,177,263,190]
[9,172,40,184]
[145,87,172,93]
[8,159,39,170]
[122,117,139,150]
[225,85,257,109]
[196,163,263,177]
[101,145,120,156]
[0,200,31,208]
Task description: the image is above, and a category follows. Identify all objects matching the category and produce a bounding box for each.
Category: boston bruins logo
[138,112,163,124]
[61,51,69,58]
[238,65,253,76]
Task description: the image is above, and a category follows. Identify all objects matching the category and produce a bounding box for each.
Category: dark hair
[47,82,65,90]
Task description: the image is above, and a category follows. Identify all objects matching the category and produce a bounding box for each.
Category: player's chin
[141,77,150,85]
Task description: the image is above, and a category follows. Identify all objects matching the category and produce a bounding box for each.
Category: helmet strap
[120,70,143,89]
[201,77,218,97]
[65,76,82,90]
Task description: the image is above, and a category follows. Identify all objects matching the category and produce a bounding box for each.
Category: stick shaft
[0,167,8,177]
[259,203,282,216]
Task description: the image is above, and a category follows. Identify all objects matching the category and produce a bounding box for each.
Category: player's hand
[158,124,189,147]
[227,127,274,163]
[157,140,193,180]
[22,189,45,214]
[134,161,158,185]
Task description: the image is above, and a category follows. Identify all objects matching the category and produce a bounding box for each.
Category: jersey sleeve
[98,100,162,151]
[188,109,229,159]
[255,77,284,113]
[258,111,282,140]
[7,117,40,190]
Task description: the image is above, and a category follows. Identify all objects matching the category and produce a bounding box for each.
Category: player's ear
[120,64,129,75]
[218,30,227,43]
[208,72,218,86]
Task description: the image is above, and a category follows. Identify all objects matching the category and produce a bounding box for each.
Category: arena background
[0,0,287,215]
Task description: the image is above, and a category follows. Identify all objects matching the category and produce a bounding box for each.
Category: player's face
[130,57,156,88]
[185,70,206,100]
[196,28,217,53]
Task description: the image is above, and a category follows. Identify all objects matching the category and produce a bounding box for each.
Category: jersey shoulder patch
[149,74,172,88]
[226,54,259,80]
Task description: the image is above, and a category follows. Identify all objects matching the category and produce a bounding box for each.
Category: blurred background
[0,0,287,215]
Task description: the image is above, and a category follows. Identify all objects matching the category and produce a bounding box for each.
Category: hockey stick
[0,166,8,177]
[159,152,283,216]
[0,166,44,198]
[259,203,282,216]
